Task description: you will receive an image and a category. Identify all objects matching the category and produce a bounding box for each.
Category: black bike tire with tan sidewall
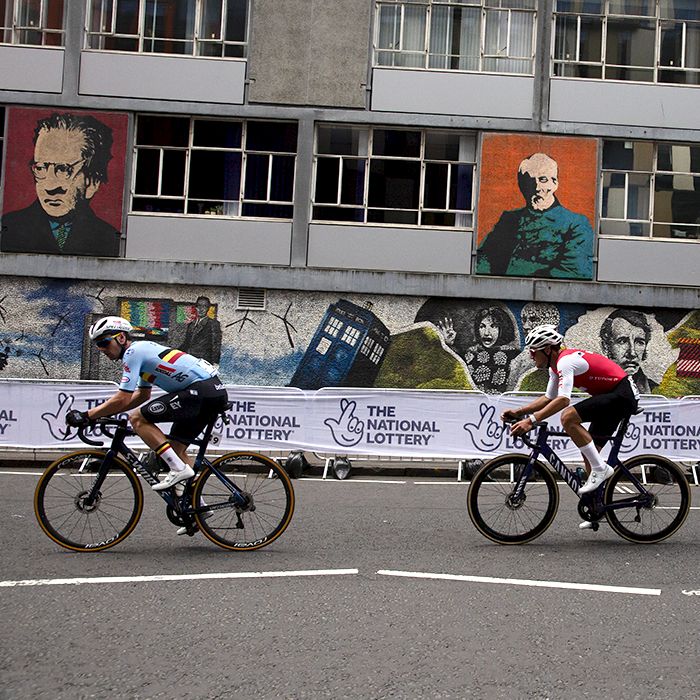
[34,450,144,552]
[467,454,560,545]
[192,452,295,551]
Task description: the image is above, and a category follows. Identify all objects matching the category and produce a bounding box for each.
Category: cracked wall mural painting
[0,276,697,398]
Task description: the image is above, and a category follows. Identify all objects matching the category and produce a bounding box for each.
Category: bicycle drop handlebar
[75,417,131,447]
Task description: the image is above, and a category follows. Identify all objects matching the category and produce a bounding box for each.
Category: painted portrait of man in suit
[1,108,127,257]
[181,296,222,366]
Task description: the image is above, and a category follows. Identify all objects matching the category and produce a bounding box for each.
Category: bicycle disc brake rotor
[506,491,526,510]
[233,491,255,513]
[75,490,101,512]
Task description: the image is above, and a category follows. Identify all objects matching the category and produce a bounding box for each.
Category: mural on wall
[0,107,128,257]
[475,134,597,280]
[0,275,698,399]
[289,300,391,390]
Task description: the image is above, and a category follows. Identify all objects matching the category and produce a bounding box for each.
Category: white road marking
[377,569,661,596]
[0,471,45,475]
[0,568,359,588]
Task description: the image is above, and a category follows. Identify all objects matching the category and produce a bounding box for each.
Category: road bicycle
[34,403,295,552]
[467,417,690,545]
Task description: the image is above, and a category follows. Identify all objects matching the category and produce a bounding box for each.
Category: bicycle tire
[34,450,144,552]
[467,454,560,545]
[604,455,690,543]
[192,452,295,551]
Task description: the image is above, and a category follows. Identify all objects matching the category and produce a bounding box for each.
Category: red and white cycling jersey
[545,348,627,400]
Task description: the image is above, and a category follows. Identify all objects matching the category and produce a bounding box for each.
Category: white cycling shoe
[579,518,603,530]
[579,465,615,495]
[152,465,195,491]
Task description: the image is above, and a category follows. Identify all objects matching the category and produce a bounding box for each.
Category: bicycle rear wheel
[604,455,690,543]
[467,454,559,544]
[192,452,295,550]
[34,450,143,552]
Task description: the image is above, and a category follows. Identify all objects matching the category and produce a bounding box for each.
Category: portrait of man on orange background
[475,134,598,281]
[1,107,127,257]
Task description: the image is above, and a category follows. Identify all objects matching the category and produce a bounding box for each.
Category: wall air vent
[236,288,267,310]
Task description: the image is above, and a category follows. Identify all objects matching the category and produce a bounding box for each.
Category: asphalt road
[2,467,700,700]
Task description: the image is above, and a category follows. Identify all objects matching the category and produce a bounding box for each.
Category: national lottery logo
[325,399,364,447]
[463,403,506,453]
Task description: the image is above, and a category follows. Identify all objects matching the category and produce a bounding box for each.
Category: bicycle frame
[79,407,246,516]
[513,417,654,515]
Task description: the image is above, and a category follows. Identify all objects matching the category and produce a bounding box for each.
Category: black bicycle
[34,403,295,552]
[468,417,690,545]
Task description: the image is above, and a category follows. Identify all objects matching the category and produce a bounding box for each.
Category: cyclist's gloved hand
[66,410,91,427]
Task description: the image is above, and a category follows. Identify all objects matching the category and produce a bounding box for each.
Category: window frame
[131,115,298,221]
[373,0,538,76]
[311,123,476,230]
[1,0,66,47]
[552,1,700,85]
[85,0,249,58]
[599,139,700,241]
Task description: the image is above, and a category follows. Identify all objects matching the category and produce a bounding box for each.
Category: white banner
[1,381,699,463]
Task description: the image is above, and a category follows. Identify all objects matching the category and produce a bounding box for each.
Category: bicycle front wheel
[34,450,144,552]
[192,452,295,551]
[467,454,559,544]
[604,455,690,543]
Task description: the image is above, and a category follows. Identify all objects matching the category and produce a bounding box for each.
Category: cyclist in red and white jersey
[502,324,639,506]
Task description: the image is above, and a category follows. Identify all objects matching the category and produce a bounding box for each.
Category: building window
[0,0,66,46]
[553,1,700,85]
[374,0,537,75]
[312,124,475,228]
[600,139,700,240]
[131,115,297,219]
[86,0,248,57]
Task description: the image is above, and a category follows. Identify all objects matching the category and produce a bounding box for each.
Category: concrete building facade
[0,0,699,396]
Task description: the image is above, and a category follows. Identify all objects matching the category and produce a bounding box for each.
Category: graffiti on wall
[0,276,698,399]
[475,134,598,281]
[0,107,128,257]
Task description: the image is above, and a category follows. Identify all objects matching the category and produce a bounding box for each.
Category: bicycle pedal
[177,524,200,536]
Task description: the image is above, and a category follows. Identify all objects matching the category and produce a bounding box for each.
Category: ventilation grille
[237,288,266,310]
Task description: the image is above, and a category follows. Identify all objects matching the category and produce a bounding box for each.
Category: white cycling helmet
[524,324,564,350]
[89,316,133,341]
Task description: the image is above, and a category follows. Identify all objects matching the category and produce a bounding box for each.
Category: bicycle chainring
[166,504,187,526]
[578,497,599,522]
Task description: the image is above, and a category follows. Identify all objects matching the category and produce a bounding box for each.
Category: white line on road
[377,570,661,596]
[0,470,45,475]
[0,568,359,588]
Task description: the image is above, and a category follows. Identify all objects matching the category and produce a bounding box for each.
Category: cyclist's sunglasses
[95,333,121,348]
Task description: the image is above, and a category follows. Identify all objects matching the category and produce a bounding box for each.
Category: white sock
[156,443,187,472]
[579,440,606,472]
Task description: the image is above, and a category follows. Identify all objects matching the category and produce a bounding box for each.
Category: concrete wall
[307,224,473,274]
[79,52,247,104]
[371,69,535,120]
[125,215,293,265]
[597,238,700,287]
[0,46,64,93]
[248,0,371,107]
[549,79,700,131]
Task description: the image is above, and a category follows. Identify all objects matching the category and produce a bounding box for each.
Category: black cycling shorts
[572,376,639,447]
[139,376,229,444]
